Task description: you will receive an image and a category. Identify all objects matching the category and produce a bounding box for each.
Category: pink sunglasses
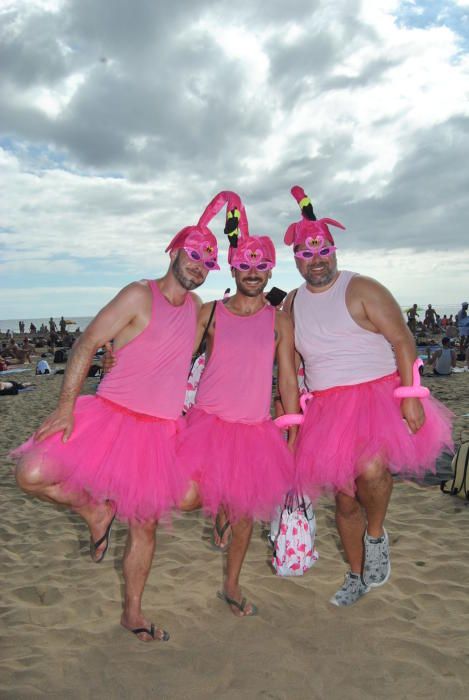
[294,245,336,260]
[231,260,274,272]
[184,247,220,270]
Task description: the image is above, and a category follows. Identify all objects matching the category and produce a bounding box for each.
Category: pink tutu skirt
[295,372,454,497]
[11,395,187,522]
[177,407,295,521]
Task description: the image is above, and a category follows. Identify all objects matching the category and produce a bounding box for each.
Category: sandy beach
[1,365,468,700]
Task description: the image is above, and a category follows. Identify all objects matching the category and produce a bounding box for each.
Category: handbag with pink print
[272,492,319,577]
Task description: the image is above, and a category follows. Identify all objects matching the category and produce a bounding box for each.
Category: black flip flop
[210,514,232,552]
[132,623,170,642]
[90,514,115,563]
[217,590,258,616]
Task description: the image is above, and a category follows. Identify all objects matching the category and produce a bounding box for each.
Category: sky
[1,0,468,319]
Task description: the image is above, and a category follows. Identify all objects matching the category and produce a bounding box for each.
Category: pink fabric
[178,407,294,521]
[228,235,276,268]
[194,302,276,422]
[11,396,187,522]
[98,280,196,419]
[294,272,397,391]
[295,372,454,496]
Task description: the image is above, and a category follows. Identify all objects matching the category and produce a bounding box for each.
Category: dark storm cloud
[328,116,469,251]
[0,0,467,263]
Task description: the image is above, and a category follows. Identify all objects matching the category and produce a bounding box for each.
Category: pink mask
[294,234,337,260]
[165,226,220,270]
[229,236,276,271]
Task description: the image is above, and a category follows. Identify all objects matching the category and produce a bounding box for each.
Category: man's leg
[335,491,366,575]
[355,460,393,538]
[16,461,115,561]
[331,460,392,606]
[356,460,393,588]
[220,517,256,617]
[120,520,168,641]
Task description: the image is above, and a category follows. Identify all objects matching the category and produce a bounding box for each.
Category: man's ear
[230,266,235,279]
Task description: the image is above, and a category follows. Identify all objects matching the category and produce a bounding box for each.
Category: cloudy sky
[1,0,468,320]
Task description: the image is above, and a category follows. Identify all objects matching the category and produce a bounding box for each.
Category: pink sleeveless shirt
[97,280,197,419]
[294,271,397,391]
[194,301,276,423]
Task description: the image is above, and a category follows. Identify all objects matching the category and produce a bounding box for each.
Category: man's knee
[359,461,391,485]
[15,462,45,494]
[179,481,201,512]
[129,520,157,542]
[335,492,361,519]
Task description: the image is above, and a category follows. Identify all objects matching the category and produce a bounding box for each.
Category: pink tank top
[294,271,397,391]
[97,280,196,418]
[194,301,276,423]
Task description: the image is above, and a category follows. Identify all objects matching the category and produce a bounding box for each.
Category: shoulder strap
[188,301,216,376]
[289,288,298,324]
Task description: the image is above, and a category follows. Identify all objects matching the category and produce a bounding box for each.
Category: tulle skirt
[177,407,295,521]
[10,395,187,522]
[295,372,454,497]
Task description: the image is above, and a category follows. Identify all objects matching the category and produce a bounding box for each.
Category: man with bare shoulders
[178,228,299,618]
[12,205,221,642]
[281,186,453,606]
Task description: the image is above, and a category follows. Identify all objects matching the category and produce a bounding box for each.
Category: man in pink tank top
[281,186,453,607]
[12,201,222,642]
[178,231,299,618]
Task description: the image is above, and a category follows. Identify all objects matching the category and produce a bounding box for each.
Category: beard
[172,251,205,291]
[302,261,337,288]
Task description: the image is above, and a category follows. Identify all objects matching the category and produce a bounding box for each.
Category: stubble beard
[172,252,204,291]
[302,261,337,288]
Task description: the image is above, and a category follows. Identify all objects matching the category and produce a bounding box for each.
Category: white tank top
[294,271,397,391]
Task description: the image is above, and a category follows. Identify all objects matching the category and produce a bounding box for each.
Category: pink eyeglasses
[231,260,274,272]
[183,247,220,270]
[294,245,336,260]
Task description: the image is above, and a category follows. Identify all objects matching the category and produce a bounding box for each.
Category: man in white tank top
[430,337,456,375]
[281,186,453,607]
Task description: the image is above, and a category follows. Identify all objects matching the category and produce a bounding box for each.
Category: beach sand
[1,367,468,700]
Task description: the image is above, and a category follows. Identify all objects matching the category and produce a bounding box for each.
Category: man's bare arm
[34,283,145,442]
[352,276,424,433]
[275,311,300,448]
[192,300,216,354]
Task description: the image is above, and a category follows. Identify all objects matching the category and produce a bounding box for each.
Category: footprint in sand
[13,585,63,606]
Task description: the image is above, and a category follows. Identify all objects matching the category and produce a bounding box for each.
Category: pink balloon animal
[393,359,430,399]
[274,392,313,429]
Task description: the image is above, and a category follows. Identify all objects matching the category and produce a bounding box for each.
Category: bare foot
[120,613,169,642]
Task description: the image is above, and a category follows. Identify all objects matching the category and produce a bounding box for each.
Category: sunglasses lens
[190,250,201,261]
[205,260,216,269]
[319,248,331,256]
[302,251,314,258]
[257,263,268,271]
[239,263,250,270]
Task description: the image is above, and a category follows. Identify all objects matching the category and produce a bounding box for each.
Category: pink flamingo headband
[284,185,346,248]
[220,192,276,270]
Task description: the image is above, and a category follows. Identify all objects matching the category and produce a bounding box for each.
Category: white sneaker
[329,572,370,607]
[363,529,391,588]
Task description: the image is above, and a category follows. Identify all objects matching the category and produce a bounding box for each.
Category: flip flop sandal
[210,514,232,552]
[217,590,258,617]
[131,623,170,642]
[90,514,115,563]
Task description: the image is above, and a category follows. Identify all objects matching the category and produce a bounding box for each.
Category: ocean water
[0,304,464,334]
[0,317,93,333]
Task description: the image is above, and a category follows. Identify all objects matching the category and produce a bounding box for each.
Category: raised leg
[16,460,115,561]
